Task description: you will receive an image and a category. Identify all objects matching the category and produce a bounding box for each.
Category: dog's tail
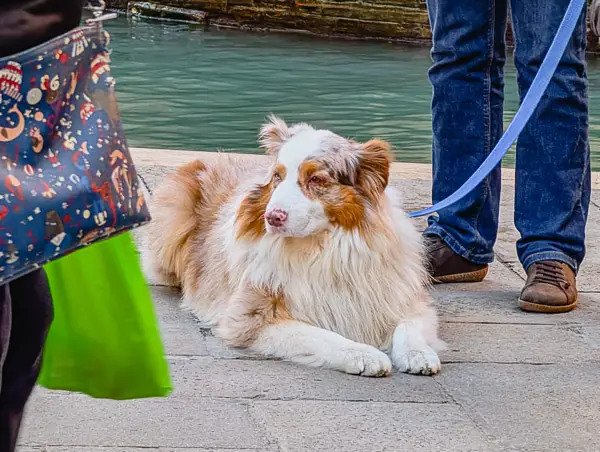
[140,160,207,287]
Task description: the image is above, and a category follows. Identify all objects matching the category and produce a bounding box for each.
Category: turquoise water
[105,15,600,169]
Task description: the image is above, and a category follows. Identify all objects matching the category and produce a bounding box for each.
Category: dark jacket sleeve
[0,0,85,57]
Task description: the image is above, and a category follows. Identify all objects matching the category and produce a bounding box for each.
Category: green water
[105,15,600,169]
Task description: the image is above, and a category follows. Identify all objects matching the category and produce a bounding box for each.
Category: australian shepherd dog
[142,116,444,377]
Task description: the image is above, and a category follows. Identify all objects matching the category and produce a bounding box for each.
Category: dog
[142,116,444,377]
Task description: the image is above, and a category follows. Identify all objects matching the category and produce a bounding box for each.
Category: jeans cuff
[424,225,494,265]
[521,251,579,274]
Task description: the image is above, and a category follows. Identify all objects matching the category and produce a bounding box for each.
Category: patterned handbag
[0,12,151,284]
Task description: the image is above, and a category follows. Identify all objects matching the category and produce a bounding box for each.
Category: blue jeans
[424,0,591,273]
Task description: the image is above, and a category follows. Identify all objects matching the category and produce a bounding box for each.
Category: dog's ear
[258,115,311,155]
[258,115,292,155]
[357,139,392,201]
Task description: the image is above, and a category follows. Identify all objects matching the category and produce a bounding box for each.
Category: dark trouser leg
[424,0,508,264]
[0,269,53,452]
[510,0,590,273]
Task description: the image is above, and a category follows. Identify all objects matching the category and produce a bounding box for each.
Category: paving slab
[439,322,600,364]
[203,333,264,360]
[152,286,209,356]
[502,260,528,280]
[251,400,497,452]
[166,355,449,403]
[492,185,520,264]
[19,394,271,450]
[434,260,600,325]
[566,318,600,350]
[19,448,266,452]
[437,363,600,451]
[573,199,600,292]
[435,285,600,326]
[138,164,178,192]
[437,259,525,294]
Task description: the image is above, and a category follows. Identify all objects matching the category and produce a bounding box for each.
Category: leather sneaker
[519,261,578,313]
[424,235,488,284]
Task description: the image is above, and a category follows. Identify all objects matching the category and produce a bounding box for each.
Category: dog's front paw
[342,345,392,377]
[393,346,441,376]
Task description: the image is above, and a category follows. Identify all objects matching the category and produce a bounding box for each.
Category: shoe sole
[432,266,489,284]
[519,297,578,314]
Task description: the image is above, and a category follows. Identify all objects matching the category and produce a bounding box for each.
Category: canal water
[105,15,600,169]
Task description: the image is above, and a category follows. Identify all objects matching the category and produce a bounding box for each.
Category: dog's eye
[309,175,323,185]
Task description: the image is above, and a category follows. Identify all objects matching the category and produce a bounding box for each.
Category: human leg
[0,270,53,452]
[424,0,508,281]
[510,0,589,312]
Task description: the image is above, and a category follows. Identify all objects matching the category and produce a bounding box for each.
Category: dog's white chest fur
[225,215,417,348]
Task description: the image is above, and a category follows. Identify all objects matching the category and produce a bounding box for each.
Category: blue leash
[408,0,586,218]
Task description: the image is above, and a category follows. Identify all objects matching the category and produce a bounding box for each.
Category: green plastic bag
[38,232,172,400]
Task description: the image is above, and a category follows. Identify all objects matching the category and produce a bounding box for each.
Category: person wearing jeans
[424,0,590,313]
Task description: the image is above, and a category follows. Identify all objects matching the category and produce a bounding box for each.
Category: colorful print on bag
[0,27,151,284]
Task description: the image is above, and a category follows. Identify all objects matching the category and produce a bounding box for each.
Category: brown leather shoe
[519,261,578,313]
[424,235,488,284]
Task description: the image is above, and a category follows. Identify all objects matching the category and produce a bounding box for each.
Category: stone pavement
[17,149,600,452]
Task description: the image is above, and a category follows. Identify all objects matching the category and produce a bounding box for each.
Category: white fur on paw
[342,346,392,377]
[394,346,441,376]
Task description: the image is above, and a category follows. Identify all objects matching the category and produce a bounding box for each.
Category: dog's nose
[266,208,288,227]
